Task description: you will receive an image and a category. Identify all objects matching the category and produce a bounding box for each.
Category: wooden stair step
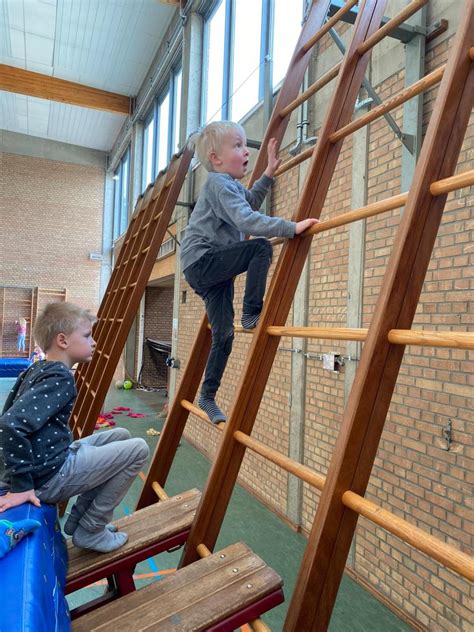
[72,541,283,631]
[67,489,200,588]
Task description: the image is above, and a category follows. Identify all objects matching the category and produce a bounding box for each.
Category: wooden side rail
[72,542,284,632]
[66,490,200,617]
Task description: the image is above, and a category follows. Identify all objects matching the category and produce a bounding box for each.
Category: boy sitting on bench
[0,302,149,553]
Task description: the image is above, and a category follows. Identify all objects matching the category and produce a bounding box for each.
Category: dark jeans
[184,238,273,398]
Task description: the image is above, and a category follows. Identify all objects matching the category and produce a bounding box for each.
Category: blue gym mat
[0,357,31,378]
[0,503,71,632]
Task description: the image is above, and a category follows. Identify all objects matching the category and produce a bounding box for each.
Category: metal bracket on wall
[327,0,427,42]
[328,26,416,154]
[279,347,303,354]
[441,419,453,451]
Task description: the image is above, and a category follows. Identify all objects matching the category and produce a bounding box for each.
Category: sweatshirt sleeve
[0,370,75,492]
[243,174,274,210]
[218,178,296,238]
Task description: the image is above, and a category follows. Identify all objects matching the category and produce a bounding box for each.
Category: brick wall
[352,35,473,631]
[174,21,472,632]
[141,286,174,389]
[0,152,104,312]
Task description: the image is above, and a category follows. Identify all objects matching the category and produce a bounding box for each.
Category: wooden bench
[72,541,284,631]
[66,489,201,617]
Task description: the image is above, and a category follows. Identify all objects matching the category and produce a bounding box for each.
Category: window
[230,1,263,122]
[113,147,130,240]
[141,66,182,192]
[157,237,176,259]
[142,114,155,191]
[156,91,170,175]
[203,1,226,123]
[173,69,182,154]
[272,0,304,88]
[202,0,305,125]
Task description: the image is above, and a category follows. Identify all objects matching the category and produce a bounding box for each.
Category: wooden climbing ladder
[132,0,474,629]
[70,147,193,438]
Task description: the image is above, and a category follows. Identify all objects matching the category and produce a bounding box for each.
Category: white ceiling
[0,0,177,151]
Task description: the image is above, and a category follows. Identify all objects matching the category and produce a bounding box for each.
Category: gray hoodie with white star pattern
[0,361,75,493]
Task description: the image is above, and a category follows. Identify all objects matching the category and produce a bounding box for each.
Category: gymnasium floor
[0,378,411,631]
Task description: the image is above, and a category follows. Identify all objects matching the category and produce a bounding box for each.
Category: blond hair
[188,121,246,171]
[33,302,96,352]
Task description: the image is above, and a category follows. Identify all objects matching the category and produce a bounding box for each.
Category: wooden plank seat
[66,489,201,617]
[72,541,284,631]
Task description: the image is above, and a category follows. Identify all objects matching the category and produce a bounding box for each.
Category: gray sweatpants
[36,428,149,532]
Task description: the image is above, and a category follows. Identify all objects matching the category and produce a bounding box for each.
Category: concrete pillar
[100,174,115,301]
[130,122,145,379]
[130,122,144,209]
[401,8,426,192]
[286,156,309,526]
[287,257,310,525]
[344,102,370,564]
[181,11,203,139]
[169,10,203,401]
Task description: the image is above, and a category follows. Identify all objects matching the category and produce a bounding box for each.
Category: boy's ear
[56,332,69,349]
[208,150,221,167]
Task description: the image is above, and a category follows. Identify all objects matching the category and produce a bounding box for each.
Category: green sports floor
[0,378,412,631]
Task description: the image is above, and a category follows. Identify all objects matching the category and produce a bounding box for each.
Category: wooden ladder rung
[71,542,284,632]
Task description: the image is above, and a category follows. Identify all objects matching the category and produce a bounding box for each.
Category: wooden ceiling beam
[0,64,131,115]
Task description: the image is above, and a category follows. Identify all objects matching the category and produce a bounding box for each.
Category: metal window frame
[142,109,156,192]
